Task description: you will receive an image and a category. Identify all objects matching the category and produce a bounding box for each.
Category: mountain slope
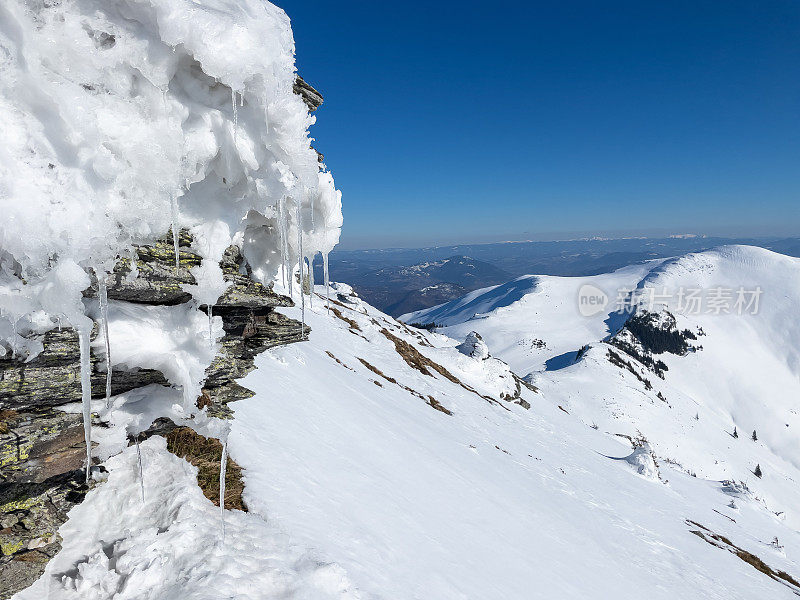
[15,249,800,600]
[226,275,800,599]
[402,260,663,373]
[335,256,512,317]
[402,245,800,575]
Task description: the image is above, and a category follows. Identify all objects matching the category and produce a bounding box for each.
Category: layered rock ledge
[0,231,305,597]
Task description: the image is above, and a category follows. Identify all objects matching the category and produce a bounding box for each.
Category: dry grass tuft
[358,357,398,384]
[165,427,247,512]
[331,307,361,332]
[427,396,453,415]
[686,520,800,592]
[357,357,453,416]
[196,390,213,410]
[379,327,508,411]
[379,328,458,383]
[326,350,355,371]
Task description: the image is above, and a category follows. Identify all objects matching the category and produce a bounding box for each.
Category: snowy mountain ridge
[400,245,800,583]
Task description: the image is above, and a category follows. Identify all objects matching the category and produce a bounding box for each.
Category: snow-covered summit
[406,245,800,558]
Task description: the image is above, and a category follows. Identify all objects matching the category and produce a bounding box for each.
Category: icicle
[323,252,331,313]
[310,189,315,230]
[96,271,112,408]
[170,192,180,270]
[78,328,92,485]
[135,437,145,503]
[277,196,287,290]
[208,305,214,350]
[296,202,305,338]
[284,200,292,299]
[231,89,238,150]
[219,440,228,539]
[307,256,314,308]
[283,197,292,299]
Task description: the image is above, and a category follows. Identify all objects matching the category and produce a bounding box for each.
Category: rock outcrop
[0,72,324,599]
[608,309,701,378]
[294,76,323,112]
[0,231,305,597]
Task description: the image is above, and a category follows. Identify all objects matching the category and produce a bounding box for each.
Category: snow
[226,278,800,599]
[399,245,800,583]
[17,436,361,600]
[455,330,490,360]
[0,0,342,502]
[92,301,221,406]
[17,251,800,598]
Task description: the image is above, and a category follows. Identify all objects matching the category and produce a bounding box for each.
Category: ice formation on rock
[96,272,113,407]
[0,0,342,356]
[78,327,93,483]
[220,440,228,538]
[0,0,343,492]
[135,438,145,503]
[622,443,659,480]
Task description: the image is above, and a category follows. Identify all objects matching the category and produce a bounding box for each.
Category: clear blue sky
[275,1,800,249]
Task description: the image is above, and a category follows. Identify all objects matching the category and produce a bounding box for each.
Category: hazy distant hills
[317,236,800,315]
[320,255,511,316]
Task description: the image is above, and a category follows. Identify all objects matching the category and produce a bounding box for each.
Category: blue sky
[276,1,800,249]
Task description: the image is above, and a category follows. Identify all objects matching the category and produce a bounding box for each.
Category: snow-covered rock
[455,331,490,360]
[621,442,660,480]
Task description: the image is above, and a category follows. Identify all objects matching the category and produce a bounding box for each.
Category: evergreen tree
[733,427,738,438]
[754,464,762,478]
[752,430,758,441]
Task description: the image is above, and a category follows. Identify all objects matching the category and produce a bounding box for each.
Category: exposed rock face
[98,229,199,305]
[0,231,305,597]
[203,244,307,411]
[0,74,323,598]
[0,328,168,411]
[294,75,323,112]
[0,467,87,600]
[0,408,89,599]
[293,76,325,162]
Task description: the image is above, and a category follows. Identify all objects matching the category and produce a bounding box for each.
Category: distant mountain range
[317,236,800,316]
[316,255,511,316]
